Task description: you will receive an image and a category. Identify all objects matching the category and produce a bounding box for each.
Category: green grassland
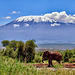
[0,56,75,75]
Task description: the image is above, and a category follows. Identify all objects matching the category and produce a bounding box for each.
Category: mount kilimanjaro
[0,11,75,44]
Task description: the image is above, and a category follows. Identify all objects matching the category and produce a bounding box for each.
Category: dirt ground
[34,63,48,68]
[63,63,75,68]
[33,63,75,68]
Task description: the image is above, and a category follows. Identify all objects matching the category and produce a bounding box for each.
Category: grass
[37,69,75,75]
[0,56,75,75]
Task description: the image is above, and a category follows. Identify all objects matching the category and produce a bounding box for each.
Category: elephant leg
[58,56,62,64]
[49,56,53,67]
[58,60,60,64]
[48,59,51,67]
[57,59,61,64]
[48,59,53,67]
[51,60,54,67]
[58,57,62,64]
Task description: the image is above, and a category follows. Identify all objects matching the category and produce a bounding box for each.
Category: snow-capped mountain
[0,11,75,44]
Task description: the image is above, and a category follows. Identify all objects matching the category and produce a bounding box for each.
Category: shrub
[35,55,42,63]
[37,51,43,56]
[63,50,74,62]
[0,49,5,56]
[69,58,75,63]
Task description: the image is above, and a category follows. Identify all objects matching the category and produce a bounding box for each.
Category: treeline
[0,40,37,62]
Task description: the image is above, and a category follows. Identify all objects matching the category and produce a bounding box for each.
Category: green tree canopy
[1,40,10,46]
[25,40,37,62]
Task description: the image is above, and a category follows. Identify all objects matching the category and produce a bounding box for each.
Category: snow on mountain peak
[16,11,75,24]
[16,15,56,23]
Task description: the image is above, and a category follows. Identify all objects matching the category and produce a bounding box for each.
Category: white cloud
[25,24,29,27]
[73,14,75,17]
[0,24,2,26]
[51,23,60,26]
[11,11,20,14]
[13,24,20,27]
[3,16,11,19]
[16,11,75,24]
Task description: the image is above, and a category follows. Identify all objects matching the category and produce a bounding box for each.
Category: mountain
[0,12,75,44]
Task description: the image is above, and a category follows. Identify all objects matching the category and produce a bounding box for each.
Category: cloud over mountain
[51,23,60,26]
[3,16,11,19]
[11,11,20,14]
[13,24,20,27]
[25,24,29,27]
[16,11,75,23]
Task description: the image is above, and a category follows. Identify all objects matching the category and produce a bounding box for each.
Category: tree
[25,40,37,62]
[1,40,10,46]
[3,46,17,58]
[17,41,24,61]
[9,40,18,50]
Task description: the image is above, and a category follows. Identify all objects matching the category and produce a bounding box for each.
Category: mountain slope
[0,12,75,44]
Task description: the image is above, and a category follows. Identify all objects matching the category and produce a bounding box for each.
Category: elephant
[42,51,62,67]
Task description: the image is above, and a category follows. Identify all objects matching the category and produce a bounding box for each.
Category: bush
[35,55,42,63]
[37,51,43,56]
[69,58,75,63]
[62,50,74,62]
[0,49,4,56]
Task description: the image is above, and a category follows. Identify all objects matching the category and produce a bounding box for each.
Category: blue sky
[0,0,75,25]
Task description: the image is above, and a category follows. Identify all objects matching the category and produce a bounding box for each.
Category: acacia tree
[3,40,18,58]
[17,41,24,61]
[1,40,10,46]
[25,40,37,62]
